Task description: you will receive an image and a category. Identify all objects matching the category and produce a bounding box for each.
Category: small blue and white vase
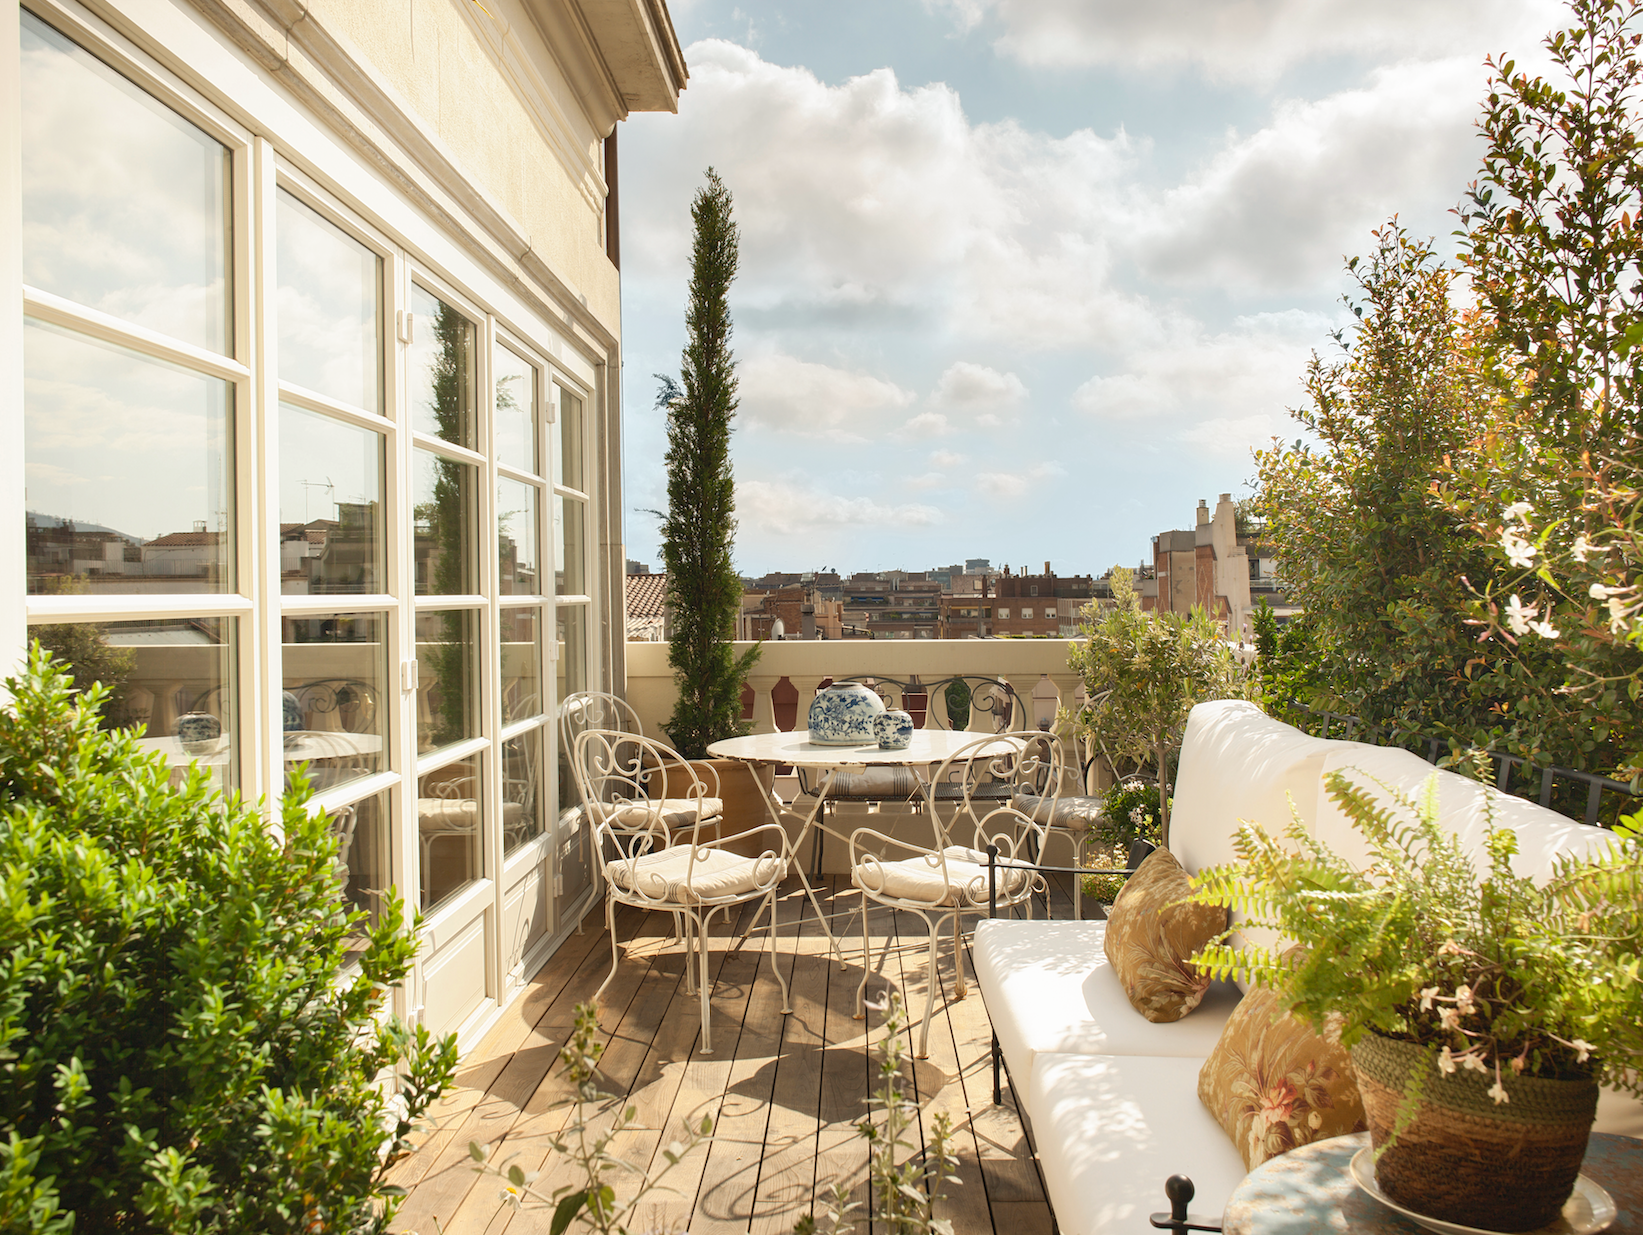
[873,709,914,751]
[807,681,887,745]
[282,690,304,732]
[176,711,222,756]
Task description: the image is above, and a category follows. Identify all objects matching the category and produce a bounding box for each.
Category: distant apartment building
[737,583,843,641]
[839,572,943,639]
[1139,493,1276,640]
[988,563,1095,638]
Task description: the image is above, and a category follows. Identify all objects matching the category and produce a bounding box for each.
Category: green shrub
[0,645,457,1233]
[1079,780,1165,905]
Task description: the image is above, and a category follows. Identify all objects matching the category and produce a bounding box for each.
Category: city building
[5,0,685,1046]
[988,563,1095,638]
[1138,494,1262,640]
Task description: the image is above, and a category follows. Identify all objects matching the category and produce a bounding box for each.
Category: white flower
[1503,501,1534,522]
[1591,583,1616,599]
[1419,986,1440,1011]
[1607,595,1632,634]
[1453,985,1475,1016]
[1505,595,1535,636]
[1438,1047,1457,1074]
[1501,529,1538,569]
[1529,618,1562,639]
[1571,1038,1594,1064]
[1571,534,1600,563]
[1489,1079,1510,1105]
[1438,940,1465,956]
[1462,1052,1489,1074]
[1439,1007,1462,1030]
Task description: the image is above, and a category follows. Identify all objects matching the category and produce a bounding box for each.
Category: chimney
[1196,500,1209,527]
[1044,561,1051,575]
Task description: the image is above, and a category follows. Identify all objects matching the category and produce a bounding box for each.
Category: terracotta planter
[652,757,780,858]
[1350,1032,1598,1231]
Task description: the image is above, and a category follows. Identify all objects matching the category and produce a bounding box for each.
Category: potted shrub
[1190,770,1643,1232]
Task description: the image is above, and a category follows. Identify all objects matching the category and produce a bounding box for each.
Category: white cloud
[927,0,1563,83]
[930,450,966,468]
[1142,59,1486,291]
[737,478,943,534]
[1176,413,1286,458]
[975,461,1066,500]
[1072,311,1325,426]
[900,411,952,438]
[929,361,1028,415]
[737,351,915,440]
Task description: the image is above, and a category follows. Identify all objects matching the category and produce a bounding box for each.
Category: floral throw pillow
[1102,846,1228,1022]
[1198,973,1367,1170]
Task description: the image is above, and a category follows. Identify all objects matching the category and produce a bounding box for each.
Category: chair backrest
[559,690,645,742]
[836,674,1021,733]
[569,727,719,853]
[930,729,1064,854]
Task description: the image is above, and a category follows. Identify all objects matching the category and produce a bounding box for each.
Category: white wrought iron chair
[850,729,1063,1057]
[570,727,794,1054]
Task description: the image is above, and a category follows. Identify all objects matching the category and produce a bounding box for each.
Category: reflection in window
[25,320,233,595]
[414,450,476,596]
[281,612,386,794]
[21,11,231,353]
[502,729,544,855]
[415,608,478,752]
[494,345,537,474]
[417,753,482,910]
[553,385,584,491]
[329,791,389,967]
[276,191,380,411]
[556,605,589,817]
[498,478,539,596]
[31,616,235,789]
[501,608,541,723]
[554,494,584,596]
[279,405,384,594]
[407,284,477,449]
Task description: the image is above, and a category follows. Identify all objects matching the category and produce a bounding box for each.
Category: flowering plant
[1188,769,1643,1104]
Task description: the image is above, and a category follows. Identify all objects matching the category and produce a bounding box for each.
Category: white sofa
[973,700,1642,1235]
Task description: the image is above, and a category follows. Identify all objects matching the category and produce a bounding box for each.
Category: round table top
[706,729,1019,769]
[1223,1131,1643,1235]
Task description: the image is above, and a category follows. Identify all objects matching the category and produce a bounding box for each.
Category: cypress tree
[658,168,759,758]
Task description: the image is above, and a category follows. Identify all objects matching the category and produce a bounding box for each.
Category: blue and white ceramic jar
[873,708,914,751]
[807,681,886,745]
[175,711,222,756]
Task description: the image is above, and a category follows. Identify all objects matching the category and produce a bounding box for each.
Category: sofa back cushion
[1314,745,1619,884]
[1171,700,1346,875]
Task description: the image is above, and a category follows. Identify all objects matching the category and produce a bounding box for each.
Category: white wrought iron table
[706,729,1022,962]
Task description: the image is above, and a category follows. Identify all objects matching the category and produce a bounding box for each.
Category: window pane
[501,607,541,723]
[407,284,476,448]
[31,616,236,790]
[555,606,587,816]
[25,319,233,595]
[498,478,539,596]
[554,494,584,596]
[276,191,380,411]
[329,791,389,967]
[282,612,387,794]
[494,345,537,474]
[413,449,476,596]
[553,385,584,491]
[415,608,479,752]
[502,729,544,856]
[417,753,481,910]
[21,12,230,352]
[279,405,384,595]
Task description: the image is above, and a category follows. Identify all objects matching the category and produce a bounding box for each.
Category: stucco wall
[310,0,621,329]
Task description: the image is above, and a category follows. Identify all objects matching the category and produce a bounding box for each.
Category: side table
[1222,1131,1643,1235]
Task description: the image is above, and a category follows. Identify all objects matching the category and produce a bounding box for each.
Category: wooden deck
[388,876,1070,1235]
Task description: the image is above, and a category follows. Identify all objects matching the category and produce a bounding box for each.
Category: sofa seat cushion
[605,845,782,904]
[853,846,1031,905]
[1104,847,1228,1022]
[1029,1052,1250,1235]
[975,919,1242,1084]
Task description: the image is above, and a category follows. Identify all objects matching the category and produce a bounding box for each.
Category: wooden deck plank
[392,878,1047,1235]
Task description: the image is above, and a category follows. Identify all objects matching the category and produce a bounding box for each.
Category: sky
[617,0,1567,580]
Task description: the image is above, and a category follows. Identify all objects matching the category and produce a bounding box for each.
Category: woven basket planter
[1351,1033,1598,1232]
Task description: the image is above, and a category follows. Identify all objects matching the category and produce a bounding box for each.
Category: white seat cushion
[592,797,723,831]
[1313,745,1620,883]
[605,844,782,904]
[417,797,478,829]
[1029,1052,1249,1235]
[974,919,1242,1083]
[1015,790,1107,831]
[852,845,1031,906]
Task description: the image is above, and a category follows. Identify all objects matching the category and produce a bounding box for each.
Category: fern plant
[1189,770,1643,1103]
